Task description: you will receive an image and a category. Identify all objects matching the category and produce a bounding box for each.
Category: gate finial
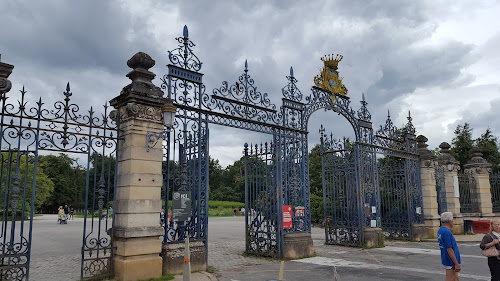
[183,25,188,38]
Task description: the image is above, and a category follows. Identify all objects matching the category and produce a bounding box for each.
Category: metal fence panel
[490,172,500,213]
[458,172,479,213]
[244,142,281,257]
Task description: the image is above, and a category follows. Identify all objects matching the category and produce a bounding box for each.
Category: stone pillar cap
[437,142,459,165]
[0,54,14,93]
[464,146,492,169]
[417,135,436,160]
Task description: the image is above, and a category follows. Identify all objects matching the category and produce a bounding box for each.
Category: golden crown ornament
[314,53,348,102]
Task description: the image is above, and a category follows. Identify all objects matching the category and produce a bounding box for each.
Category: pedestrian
[57,206,67,224]
[69,205,74,220]
[437,212,461,281]
[64,205,69,221]
[479,219,500,281]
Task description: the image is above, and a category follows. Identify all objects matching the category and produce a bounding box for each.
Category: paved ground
[27,215,491,281]
[214,219,490,281]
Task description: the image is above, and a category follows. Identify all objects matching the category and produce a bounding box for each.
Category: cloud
[1,0,499,167]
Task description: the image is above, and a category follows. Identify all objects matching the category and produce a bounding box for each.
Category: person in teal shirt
[437,212,461,281]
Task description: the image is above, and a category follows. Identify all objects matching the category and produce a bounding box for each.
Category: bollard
[183,236,191,281]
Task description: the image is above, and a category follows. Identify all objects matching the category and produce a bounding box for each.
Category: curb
[200,271,218,281]
[422,239,480,244]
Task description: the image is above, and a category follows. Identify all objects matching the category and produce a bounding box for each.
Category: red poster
[283,205,292,229]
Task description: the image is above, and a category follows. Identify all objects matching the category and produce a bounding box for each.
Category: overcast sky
[1,0,499,167]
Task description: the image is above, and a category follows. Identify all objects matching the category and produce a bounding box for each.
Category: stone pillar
[464,147,494,217]
[0,54,14,95]
[416,135,440,238]
[109,52,167,281]
[363,228,384,248]
[437,142,463,234]
[283,233,314,258]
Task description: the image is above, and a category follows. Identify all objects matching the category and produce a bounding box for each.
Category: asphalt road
[25,215,492,281]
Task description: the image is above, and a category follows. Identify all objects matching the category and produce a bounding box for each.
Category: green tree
[451,123,474,169]
[219,157,246,202]
[308,144,322,197]
[0,151,54,217]
[39,153,79,212]
[476,128,500,172]
[208,157,224,198]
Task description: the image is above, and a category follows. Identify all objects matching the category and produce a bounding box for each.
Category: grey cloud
[366,41,473,106]
[0,0,152,74]
[453,95,500,141]
[1,0,493,167]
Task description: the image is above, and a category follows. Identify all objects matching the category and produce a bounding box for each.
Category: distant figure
[479,219,500,281]
[108,207,113,219]
[241,208,245,215]
[233,209,237,216]
[64,205,69,221]
[160,209,165,225]
[438,212,461,281]
[69,206,74,220]
[58,206,67,224]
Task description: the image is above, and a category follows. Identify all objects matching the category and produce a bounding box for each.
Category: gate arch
[158,26,373,258]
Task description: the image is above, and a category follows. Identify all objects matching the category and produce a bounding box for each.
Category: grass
[140,274,175,281]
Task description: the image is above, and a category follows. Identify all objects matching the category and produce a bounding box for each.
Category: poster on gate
[295,206,305,218]
[283,205,292,229]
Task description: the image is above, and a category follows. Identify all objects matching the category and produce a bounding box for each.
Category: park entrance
[158,26,367,260]
[0,25,425,280]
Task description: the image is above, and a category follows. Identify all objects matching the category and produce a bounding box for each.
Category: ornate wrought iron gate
[320,128,361,245]
[158,26,356,256]
[378,157,411,238]
[0,82,118,280]
[320,109,423,243]
[375,114,423,239]
[244,142,282,257]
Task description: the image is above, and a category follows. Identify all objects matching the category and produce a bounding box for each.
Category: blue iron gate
[320,128,361,245]
[158,26,365,256]
[435,166,447,215]
[320,109,423,243]
[458,171,479,213]
[374,113,423,240]
[0,77,118,280]
[378,157,411,238]
[244,142,282,257]
[491,172,500,213]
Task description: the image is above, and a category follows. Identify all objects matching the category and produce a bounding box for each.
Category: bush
[209,201,244,209]
[310,194,324,225]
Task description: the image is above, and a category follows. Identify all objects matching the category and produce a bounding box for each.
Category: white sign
[453,175,459,198]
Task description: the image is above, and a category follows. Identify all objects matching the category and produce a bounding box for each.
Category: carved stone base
[283,233,314,259]
[363,228,384,248]
[411,224,429,241]
[451,215,464,235]
[114,254,162,281]
[424,215,441,238]
[162,241,206,275]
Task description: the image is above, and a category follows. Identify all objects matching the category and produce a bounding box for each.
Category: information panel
[172,191,192,222]
[283,205,292,229]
